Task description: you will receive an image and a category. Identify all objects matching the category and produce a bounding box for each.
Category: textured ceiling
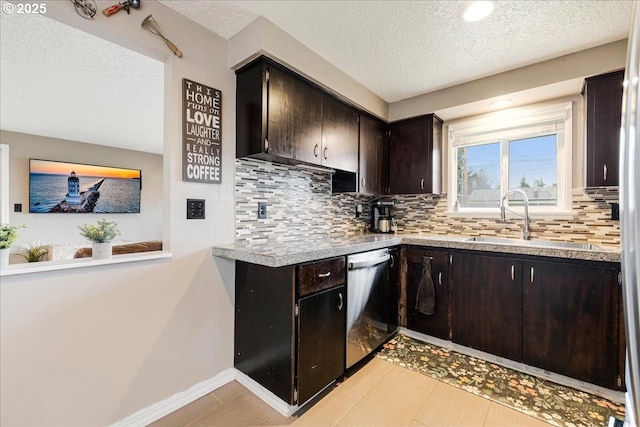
[0,12,164,154]
[0,1,633,155]
[159,0,633,102]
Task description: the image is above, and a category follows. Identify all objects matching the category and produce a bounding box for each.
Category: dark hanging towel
[415,256,436,315]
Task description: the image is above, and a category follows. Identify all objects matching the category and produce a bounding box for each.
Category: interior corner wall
[0,1,236,426]
[1,130,163,247]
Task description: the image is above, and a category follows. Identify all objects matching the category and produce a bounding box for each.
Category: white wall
[2,130,163,248]
[0,1,236,425]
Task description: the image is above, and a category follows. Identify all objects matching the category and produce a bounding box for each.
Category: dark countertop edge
[212,235,620,267]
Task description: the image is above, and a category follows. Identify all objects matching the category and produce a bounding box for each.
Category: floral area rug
[376,334,625,427]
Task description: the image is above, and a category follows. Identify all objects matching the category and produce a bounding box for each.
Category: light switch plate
[187,199,205,219]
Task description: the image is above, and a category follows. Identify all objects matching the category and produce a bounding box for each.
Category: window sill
[445,211,575,220]
[0,251,172,277]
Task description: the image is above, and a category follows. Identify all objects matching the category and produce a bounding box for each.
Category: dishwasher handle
[348,254,391,270]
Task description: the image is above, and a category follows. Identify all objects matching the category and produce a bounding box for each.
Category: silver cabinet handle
[511,265,515,281]
[420,178,425,190]
[318,271,331,278]
[361,177,366,188]
[530,267,535,284]
[438,272,443,286]
[314,144,319,157]
[389,254,395,268]
[604,164,608,181]
[323,147,328,159]
[338,292,343,311]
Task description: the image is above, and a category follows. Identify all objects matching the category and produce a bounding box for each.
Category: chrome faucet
[499,189,530,240]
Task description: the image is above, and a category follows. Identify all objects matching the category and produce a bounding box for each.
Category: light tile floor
[151,357,551,426]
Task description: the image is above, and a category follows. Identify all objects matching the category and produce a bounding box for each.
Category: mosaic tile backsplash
[235,158,620,249]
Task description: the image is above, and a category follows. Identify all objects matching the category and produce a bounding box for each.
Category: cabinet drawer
[298,257,346,297]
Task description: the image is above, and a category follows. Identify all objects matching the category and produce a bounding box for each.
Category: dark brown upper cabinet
[358,114,389,195]
[236,56,358,173]
[388,114,442,194]
[583,69,624,188]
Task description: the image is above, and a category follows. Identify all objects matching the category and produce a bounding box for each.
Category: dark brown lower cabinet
[405,247,450,340]
[235,258,346,406]
[235,262,295,404]
[450,252,523,361]
[522,260,621,390]
[442,251,623,390]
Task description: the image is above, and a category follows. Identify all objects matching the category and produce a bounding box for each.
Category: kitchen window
[448,102,572,215]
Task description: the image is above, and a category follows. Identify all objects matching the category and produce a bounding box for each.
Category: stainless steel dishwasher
[346,248,395,368]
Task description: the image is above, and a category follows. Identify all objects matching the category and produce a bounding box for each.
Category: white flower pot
[0,248,9,268]
[92,242,112,260]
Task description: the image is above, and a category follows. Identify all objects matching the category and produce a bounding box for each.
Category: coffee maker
[370,199,395,233]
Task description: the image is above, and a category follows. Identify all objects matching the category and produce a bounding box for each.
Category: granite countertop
[212,234,621,267]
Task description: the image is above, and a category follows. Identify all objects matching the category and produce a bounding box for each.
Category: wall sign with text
[182,78,222,183]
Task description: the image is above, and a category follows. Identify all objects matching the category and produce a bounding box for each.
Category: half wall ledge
[0,251,172,277]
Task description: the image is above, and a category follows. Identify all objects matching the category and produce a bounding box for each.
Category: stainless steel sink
[464,236,603,251]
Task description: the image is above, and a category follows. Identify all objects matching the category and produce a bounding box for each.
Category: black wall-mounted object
[187,199,205,219]
[14,203,22,213]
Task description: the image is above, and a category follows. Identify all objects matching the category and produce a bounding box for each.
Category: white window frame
[447,102,573,216]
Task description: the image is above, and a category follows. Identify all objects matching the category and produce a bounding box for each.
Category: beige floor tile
[414,381,490,427]
[410,420,428,427]
[193,382,292,426]
[336,363,433,426]
[341,357,395,396]
[149,392,223,427]
[483,402,551,427]
[291,384,363,426]
[386,364,440,391]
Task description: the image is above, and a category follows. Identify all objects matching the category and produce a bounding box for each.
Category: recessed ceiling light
[490,99,512,109]
[464,1,495,22]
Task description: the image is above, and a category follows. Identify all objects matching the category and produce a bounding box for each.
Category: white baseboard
[111,368,236,427]
[398,327,625,404]
[234,369,299,417]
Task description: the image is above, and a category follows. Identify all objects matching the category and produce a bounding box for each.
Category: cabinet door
[405,247,450,340]
[297,285,346,404]
[359,114,388,195]
[584,70,624,187]
[321,94,359,172]
[388,248,400,333]
[451,253,522,361]
[522,260,620,389]
[389,115,442,194]
[268,66,322,165]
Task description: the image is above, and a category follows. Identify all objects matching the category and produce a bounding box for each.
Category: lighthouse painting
[29,159,141,213]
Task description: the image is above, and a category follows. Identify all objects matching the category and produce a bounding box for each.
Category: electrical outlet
[187,199,205,219]
[258,202,267,219]
[14,203,22,213]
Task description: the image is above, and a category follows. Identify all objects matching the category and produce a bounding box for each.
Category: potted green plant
[78,218,120,260]
[0,223,24,268]
[19,242,49,263]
